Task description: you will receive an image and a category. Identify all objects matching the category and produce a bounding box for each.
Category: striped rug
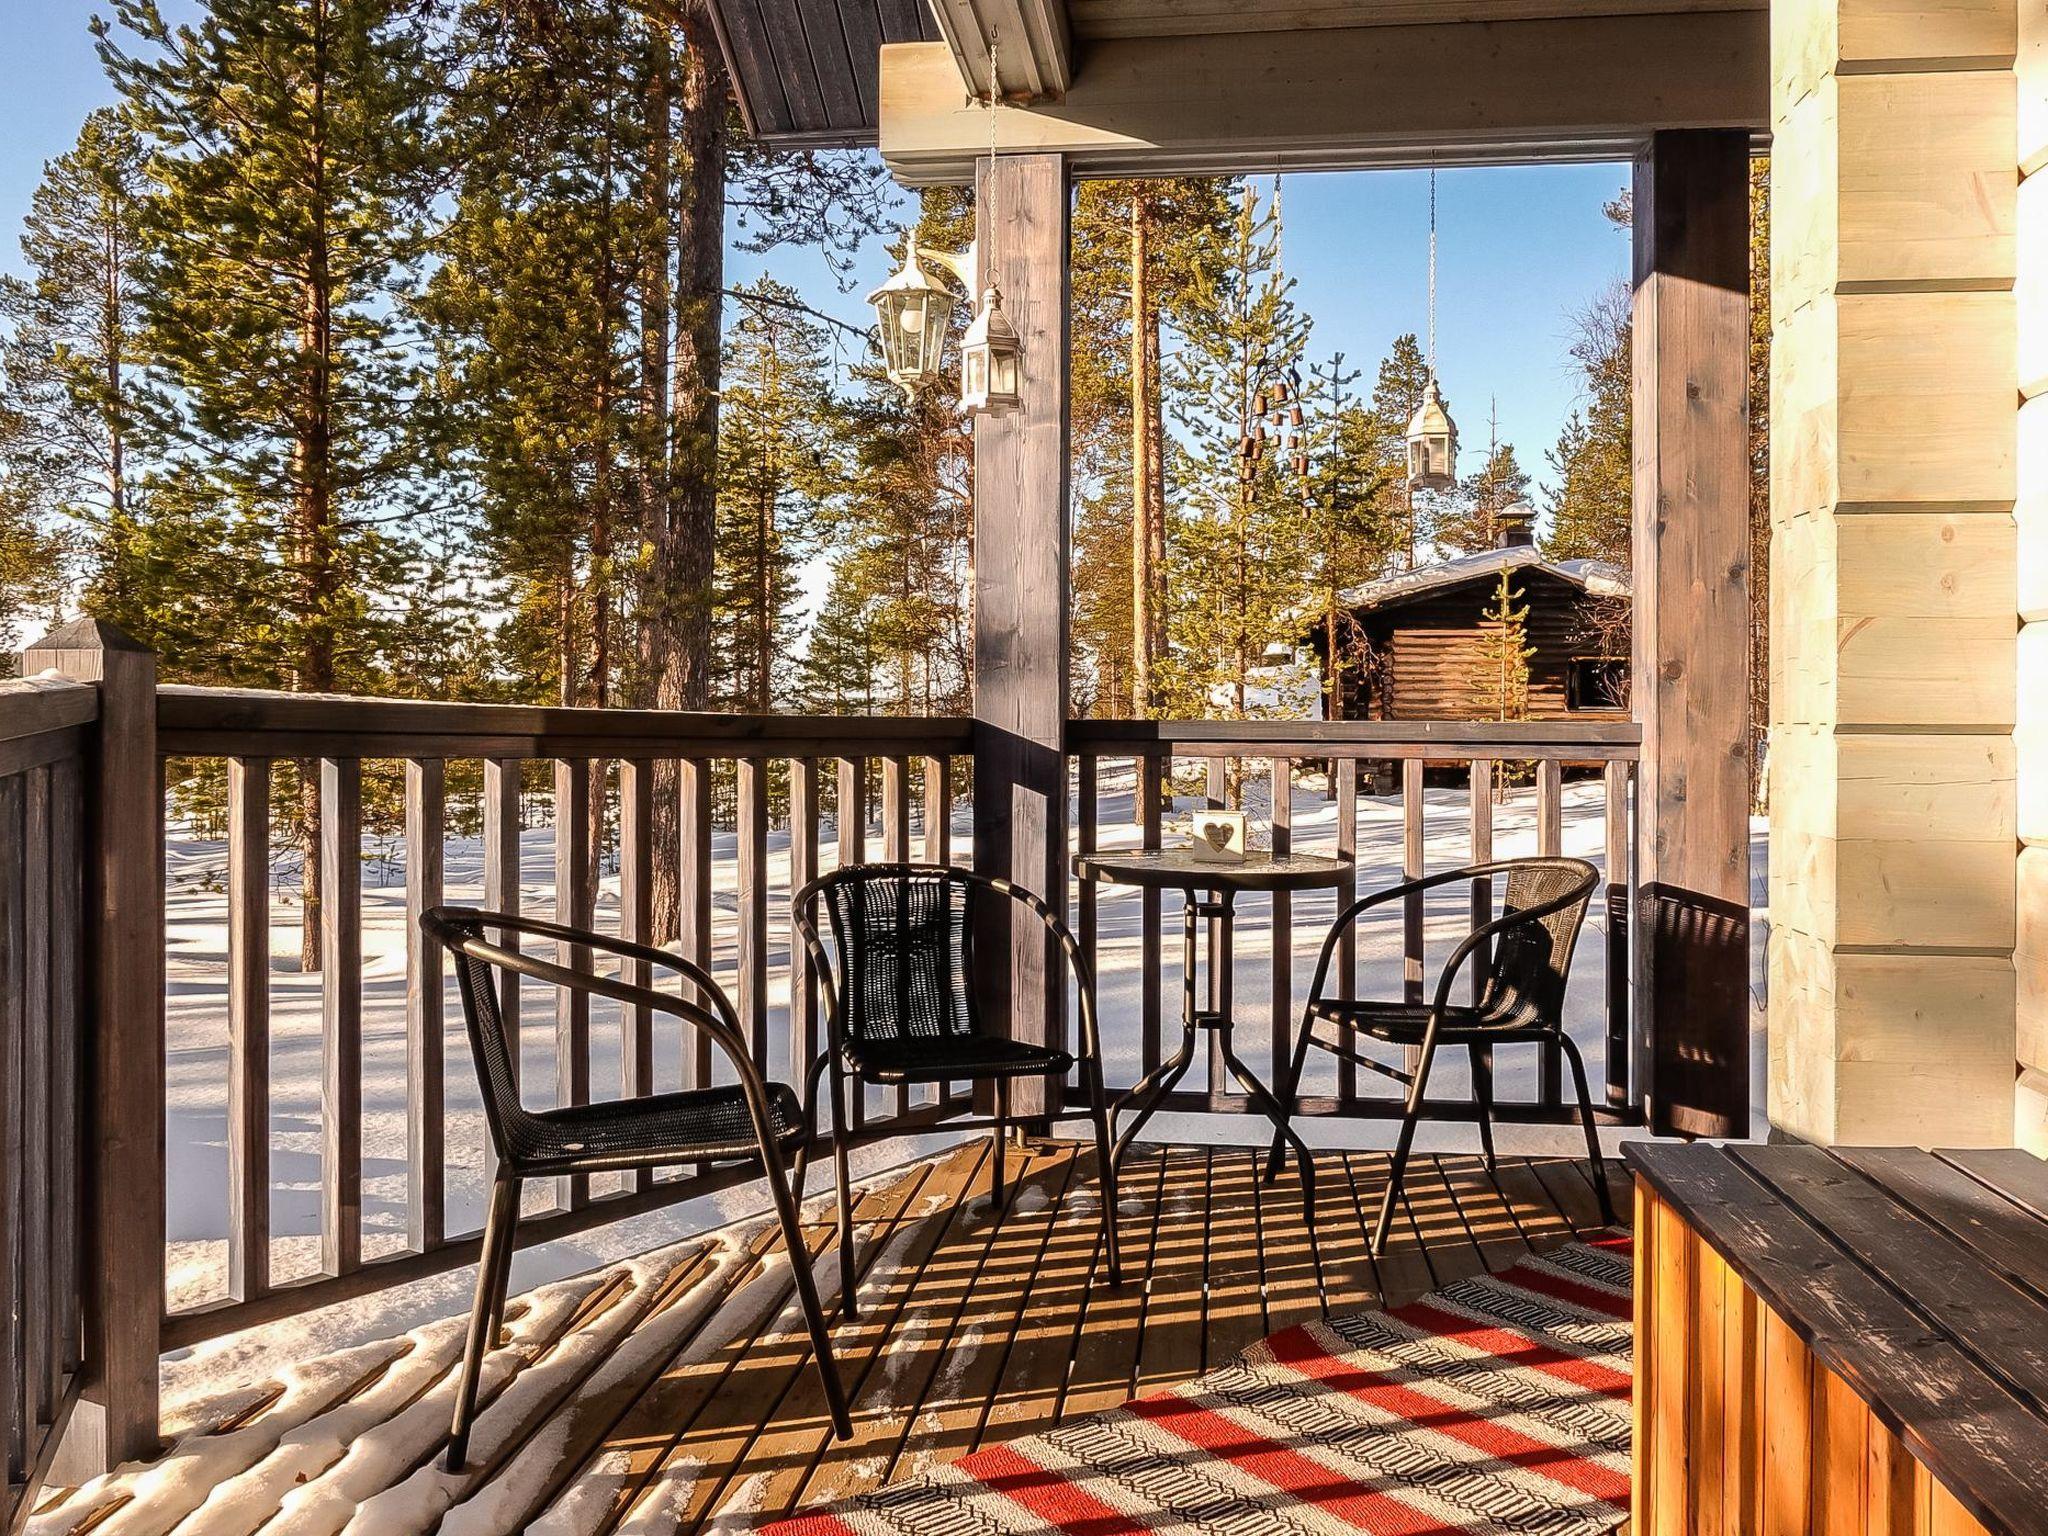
[766,1234,1633,1535]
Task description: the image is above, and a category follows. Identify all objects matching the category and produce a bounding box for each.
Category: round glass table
[1072,846,1353,1302]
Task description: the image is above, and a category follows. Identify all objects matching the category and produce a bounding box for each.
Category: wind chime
[1405,167,1459,493]
[1238,177,1310,489]
[865,30,1021,415]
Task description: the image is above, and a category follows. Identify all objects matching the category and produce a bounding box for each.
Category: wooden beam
[880,10,1767,184]
[930,0,1073,100]
[971,153,1072,1123]
[1631,129,1753,1140]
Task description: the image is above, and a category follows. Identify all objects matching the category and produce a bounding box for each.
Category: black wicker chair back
[1478,858,1598,1033]
[817,866,985,1053]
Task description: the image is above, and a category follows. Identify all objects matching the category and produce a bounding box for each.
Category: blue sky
[3,5,1632,500]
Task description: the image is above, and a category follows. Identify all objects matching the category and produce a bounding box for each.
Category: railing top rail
[155,685,975,759]
[0,674,99,747]
[1066,716,1642,758]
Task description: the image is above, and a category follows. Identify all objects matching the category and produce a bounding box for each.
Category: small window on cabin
[1568,658,1628,712]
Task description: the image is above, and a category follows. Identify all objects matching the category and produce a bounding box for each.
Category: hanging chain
[984,26,1000,283]
[1427,164,1438,378]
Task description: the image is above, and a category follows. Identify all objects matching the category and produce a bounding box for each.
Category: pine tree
[98,0,443,966]
[1544,281,1632,566]
[1366,331,1434,566]
[1298,353,1400,718]
[0,109,149,557]
[714,279,840,712]
[1433,429,1531,553]
[1471,569,1536,723]
[1160,180,1313,727]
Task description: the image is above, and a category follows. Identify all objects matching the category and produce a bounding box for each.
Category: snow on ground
[158,762,1767,1410]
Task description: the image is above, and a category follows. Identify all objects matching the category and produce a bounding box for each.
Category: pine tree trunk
[296,4,336,973]
[645,5,726,942]
[1128,190,1152,718]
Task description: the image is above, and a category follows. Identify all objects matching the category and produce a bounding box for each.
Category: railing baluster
[404,758,446,1254]
[1077,755,1099,1113]
[1139,751,1163,1078]
[227,757,270,1300]
[1536,755,1564,1107]
[737,758,770,1067]
[49,756,82,1381]
[1468,759,1495,1121]
[1468,760,1494,1011]
[1334,757,1357,1105]
[0,773,20,1483]
[319,757,363,1278]
[923,754,951,865]
[879,757,910,1112]
[1402,757,1425,1074]
[790,758,820,1093]
[553,759,593,1209]
[882,756,909,861]
[837,757,866,1127]
[1604,759,1633,1108]
[481,758,521,1191]
[1205,755,1226,808]
[619,760,655,1118]
[1270,756,1292,1084]
[19,770,49,1433]
[679,758,713,1094]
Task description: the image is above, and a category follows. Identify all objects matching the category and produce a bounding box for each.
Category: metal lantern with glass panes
[959,285,1022,415]
[1405,376,1458,493]
[866,239,958,398]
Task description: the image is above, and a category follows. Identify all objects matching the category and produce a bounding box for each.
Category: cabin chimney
[1497,500,1536,549]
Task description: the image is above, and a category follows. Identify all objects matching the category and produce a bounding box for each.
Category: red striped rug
[766,1234,1633,1535]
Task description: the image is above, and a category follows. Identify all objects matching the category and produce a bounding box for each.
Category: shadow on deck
[30,1142,1625,1535]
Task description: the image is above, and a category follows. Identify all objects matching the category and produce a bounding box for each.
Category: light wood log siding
[0,678,94,1526]
[1334,569,1629,723]
[153,690,973,1349]
[1065,718,1641,1125]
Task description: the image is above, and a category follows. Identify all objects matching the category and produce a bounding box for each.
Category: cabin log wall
[1769,0,2022,1146]
[1336,570,1628,723]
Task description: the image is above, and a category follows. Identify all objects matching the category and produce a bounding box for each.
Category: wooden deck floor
[31,1141,1626,1536]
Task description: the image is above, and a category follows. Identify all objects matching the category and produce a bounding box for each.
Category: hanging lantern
[1405,375,1459,493]
[958,284,1022,415]
[866,239,957,399]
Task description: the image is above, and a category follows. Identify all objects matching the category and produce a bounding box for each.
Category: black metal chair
[423,906,851,1471]
[792,864,1121,1318]
[1264,857,1614,1256]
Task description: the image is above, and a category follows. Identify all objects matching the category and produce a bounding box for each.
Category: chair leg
[990,1078,1010,1215]
[1371,1039,1440,1258]
[1083,1049,1122,1286]
[1264,1009,1319,1186]
[447,1176,520,1473]
[1558,1034,1618,1227]
[762,1133,855,1440]
[829,1061,859,1321]
[1468,1043,1498,1173]
[791,1049,831,1202]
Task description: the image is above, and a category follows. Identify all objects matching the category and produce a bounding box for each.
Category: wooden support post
[21,621,162,1473]
[971,151,1071,1123]
[1770,0,2021,1147]
[1632,129,1753,1139]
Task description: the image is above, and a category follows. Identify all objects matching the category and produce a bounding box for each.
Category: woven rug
[767,1234,1633,1536]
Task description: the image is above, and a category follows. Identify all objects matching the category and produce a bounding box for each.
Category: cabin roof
[1331,543,1630,619]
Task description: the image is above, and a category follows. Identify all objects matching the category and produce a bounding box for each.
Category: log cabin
[1307,505,1630,725]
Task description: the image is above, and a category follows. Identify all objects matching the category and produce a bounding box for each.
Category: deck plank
[46,1139,1625,1536]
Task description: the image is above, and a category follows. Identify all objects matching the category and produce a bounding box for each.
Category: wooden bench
[1626,1143,2048,1536]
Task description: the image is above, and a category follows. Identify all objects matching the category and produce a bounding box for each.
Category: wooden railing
[1066,718,1640,1125]
[154,687,976,1349]
[0,677,93,1525]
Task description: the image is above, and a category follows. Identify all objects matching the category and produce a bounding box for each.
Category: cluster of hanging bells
[1237,361,1311,484]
